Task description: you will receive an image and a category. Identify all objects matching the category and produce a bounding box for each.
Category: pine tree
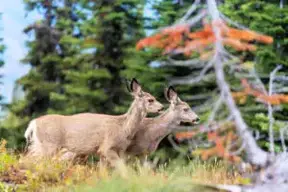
[0,12,8,138]
[1,1,83,148]
[0,12,4,101]
[53,0,152,115]
[2,0,154,149]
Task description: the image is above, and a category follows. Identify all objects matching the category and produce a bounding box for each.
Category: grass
[0,140,243,192]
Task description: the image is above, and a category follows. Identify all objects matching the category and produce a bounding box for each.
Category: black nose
[193,117,200,124]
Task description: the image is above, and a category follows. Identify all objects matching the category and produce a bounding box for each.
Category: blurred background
[0,0,287,164]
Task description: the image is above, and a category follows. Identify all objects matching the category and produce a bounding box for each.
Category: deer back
[29,78,163,157]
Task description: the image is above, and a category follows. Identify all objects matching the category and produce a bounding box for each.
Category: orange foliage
[195,129,242,163]
[136,25,189,54]
[175,124,242,163]
[232,79,288,105]
[136,19,273,57]
[175,130,199,140]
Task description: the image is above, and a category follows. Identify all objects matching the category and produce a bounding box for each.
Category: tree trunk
[206,0,269,167]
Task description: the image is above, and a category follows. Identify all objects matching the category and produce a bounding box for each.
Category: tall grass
[0,140,242,192]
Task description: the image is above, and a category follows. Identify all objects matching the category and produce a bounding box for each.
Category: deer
[60,86,199,166]
[24,78,164,170]
[125,86,199,164]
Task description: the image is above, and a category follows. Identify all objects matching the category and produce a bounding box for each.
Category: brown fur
[25,79,163,167]
[61,87,199,163]
[126,87,199,157]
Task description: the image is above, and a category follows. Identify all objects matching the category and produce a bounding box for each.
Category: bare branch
[219,12,249,30]
[229,141,245,156]
[157,9,206,34]
[192,97,217,113]
[186,9,207,26]
[268,65,282,155]
[166,57,205,68]
[177,0,201,24]
[280,126,288,153]
[268,103,275,154]
[222,50,240,61]
[252,130,261,141]
[269,65,282,95]
[183,92,214,101]
[167,134,186,155]
[274,87,288,93]
[208,92,223,122]
[250,68,268,95]
[169,58,214,85]
[275,76,288,82]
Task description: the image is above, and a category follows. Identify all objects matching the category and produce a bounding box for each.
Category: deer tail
[24,119,37,143]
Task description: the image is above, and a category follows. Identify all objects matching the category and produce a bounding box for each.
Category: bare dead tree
[136,0,288,189]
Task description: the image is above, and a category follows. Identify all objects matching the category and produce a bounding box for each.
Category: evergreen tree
[54,0,152,115]
[0,12,8,138]
[1,1,73,147]
[0,12,4,101]
[2,0,154,148]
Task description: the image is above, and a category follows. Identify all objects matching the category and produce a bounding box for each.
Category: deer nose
[193,117,200,124]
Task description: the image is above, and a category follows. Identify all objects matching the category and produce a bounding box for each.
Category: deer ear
[165,86,178,102]
[130,78,142,95]
[125,78,131,92]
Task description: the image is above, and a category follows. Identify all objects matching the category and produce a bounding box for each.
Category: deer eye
[183,108,189,112]
[148,99,154,103]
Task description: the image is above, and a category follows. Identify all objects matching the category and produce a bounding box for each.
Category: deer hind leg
[40,141,60,158]
[26,132,46,159]
[58,149,77,162]
[118,150,128,163]
[25,142,58,163]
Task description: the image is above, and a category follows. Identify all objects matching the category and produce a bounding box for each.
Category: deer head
[128,78,164,113]
[164,86,199,125]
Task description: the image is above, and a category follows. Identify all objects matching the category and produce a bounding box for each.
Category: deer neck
[123,98,146,136]
[149,109,177,141]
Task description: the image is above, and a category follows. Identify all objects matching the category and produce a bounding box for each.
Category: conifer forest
[0,0,287,191]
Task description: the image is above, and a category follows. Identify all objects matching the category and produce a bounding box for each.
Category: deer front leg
[140,155,153,169]
[139,155,159,170]
[118,150,129,163]
[99,144,128,178]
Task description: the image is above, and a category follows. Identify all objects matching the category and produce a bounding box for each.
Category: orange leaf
[188,30,213,39]
[175,131,198,140]
[223,38,257,51]
[256,34,273,44]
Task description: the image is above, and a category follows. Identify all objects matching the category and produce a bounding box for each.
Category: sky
[0,0,41,103]
[0,1,155,104]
